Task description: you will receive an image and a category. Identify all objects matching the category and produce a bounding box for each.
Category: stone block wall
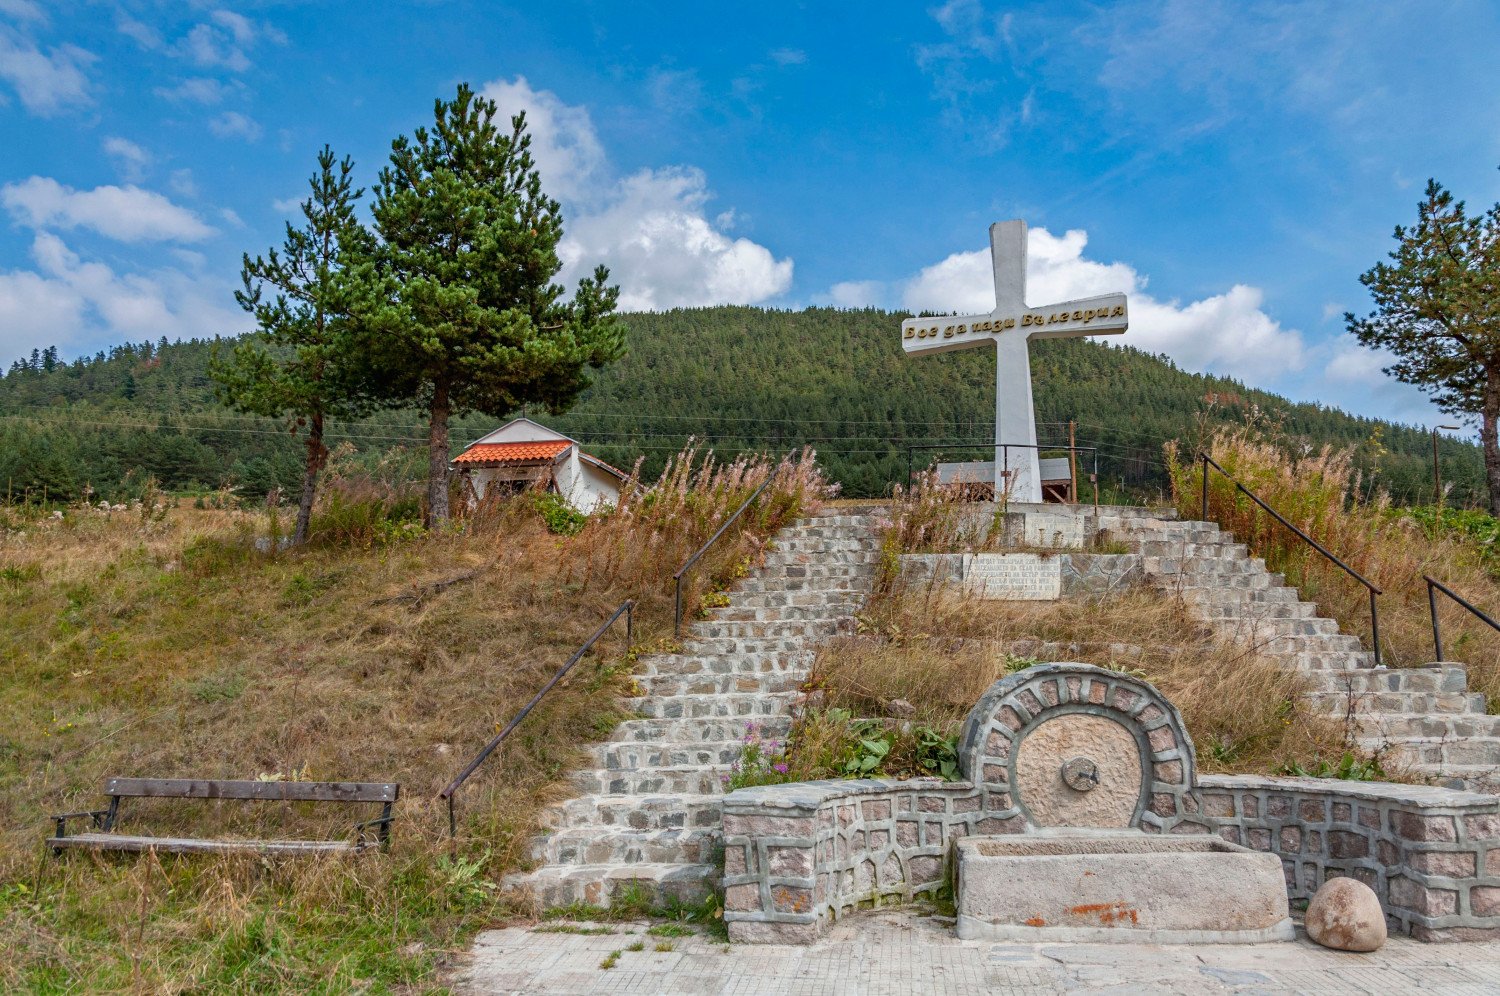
[1201,774,1500,940]
[722,778,992,943]
[896,553,1142,598]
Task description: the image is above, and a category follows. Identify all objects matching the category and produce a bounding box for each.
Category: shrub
[530,491,587,536]
[1166,422,1500,698]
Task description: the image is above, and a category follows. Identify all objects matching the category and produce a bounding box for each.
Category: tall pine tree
[366,84,624,524]
[211,147,378,544]
[1347,175,1500,514]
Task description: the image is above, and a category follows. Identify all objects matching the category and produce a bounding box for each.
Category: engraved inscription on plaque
[964,553,1062,600]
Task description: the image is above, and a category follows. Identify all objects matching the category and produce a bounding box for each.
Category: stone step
[1143,555,1268,576]
[1426,766,1500,794]
[721,591,866,610]
[707,603,861,622]
[734,577,873,594]
[1209,616,1340,638]
[679,636,816,656]
[1350,712,1500,740]
[634,671,803,697]
[570,765,728,797]
[588,740,746,770]
[624,691,796,719]
[636,651,814,677]
[552,793,724,831]
[1287,649,1378,671]
[1197,601,1319,621]
[1169,572,1281,591]
[1310,665,1472,695]
[506,862,716,909]
[607,716,789,744]
[751,563,880,580]
[1179,586,1301,605]
[1252,632,1365,654]
[530,826,723,866]
[691,619,844,640]
[1354,736,1500,769]
[1134,540,1249,558]
[1306,690,1488,716]
[773,537,880,553]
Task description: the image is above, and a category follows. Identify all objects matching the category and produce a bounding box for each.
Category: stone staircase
[1107,510,1500,792]
[509,510,882,908]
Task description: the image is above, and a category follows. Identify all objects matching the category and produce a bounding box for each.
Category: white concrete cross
[901,220,1129,502]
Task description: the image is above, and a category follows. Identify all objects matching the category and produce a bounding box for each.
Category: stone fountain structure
[722,663,1500,945]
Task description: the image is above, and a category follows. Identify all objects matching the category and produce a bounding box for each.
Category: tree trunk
[427,381,452,525]
[1484,365,1500,517]
[294,413,326,546]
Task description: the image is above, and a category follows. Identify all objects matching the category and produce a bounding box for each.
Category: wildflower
[772,763,789,775]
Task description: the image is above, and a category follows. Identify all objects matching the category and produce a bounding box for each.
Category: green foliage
[530,491,588,536]
[1279,751,1386,782]
[914,726,960,780]
[365,83,625,521]
[1400,506,1500,570]
[1346,176,1500,513]
[723,722,793,790]
[211,146,381,543]
[4,307,1493,506]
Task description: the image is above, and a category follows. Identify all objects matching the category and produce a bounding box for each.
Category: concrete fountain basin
[955,832,1293,944]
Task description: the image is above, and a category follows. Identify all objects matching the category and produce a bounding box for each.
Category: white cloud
[769,48,807,66]
[1324,335,1390,384]
[0,233,249,365]
[116,16,162,49]
[168,168,197,198]
[0,28,94,114]
[2,176,215,243]
[208,110,261,141]
[482,76,605,201]
[831,225,1305,381]
[827,281,885,308]
[154,76,230,104]
[562,167,792,310]
[0,0,46,24]
[480,75,791,310]
[103,137,151,182]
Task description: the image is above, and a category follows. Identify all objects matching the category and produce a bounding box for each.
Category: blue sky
[2,1,1498,432]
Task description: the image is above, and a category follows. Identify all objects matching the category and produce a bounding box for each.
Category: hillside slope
[1,307,1485,502]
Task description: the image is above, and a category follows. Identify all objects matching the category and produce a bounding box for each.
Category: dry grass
[0,446,830,992]
[808,581,1358,777]
[1167,426,1500,700]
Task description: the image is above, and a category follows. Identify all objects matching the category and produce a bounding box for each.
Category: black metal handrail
[1198,453,1384,666]
[1425,575,1500,662]
[672,465,784,637]
[440,599,634,838]
[906,442,1100,508]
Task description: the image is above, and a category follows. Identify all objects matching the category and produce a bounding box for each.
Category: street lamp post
[1433,425,1460,508]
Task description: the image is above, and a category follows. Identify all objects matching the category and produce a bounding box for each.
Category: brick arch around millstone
[956,662,1207,834]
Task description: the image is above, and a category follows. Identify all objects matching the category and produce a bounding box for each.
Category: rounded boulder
[1305,878,1386,952]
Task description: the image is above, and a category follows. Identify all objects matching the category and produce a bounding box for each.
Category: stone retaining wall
[897,553,1142,598]
[722,778,987,943]
[1201,774,1500,941]
[725,773,1500,944]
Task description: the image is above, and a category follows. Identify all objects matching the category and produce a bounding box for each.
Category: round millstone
[1013,715,1142,827]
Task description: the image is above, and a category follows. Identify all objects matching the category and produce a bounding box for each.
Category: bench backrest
[104,778,398,804]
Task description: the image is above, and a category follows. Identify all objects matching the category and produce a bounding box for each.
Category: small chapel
[451,418,626,513]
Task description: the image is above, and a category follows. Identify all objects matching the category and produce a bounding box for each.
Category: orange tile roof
[453,440,572,465]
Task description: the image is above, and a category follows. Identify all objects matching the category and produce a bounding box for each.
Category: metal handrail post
[441,599,635,836]
[672,457,790,636]
[1198,452,1384,666]
[1428,578,1444,662]
[1424,574,1500,664]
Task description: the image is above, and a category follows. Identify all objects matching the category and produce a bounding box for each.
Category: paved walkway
[457,911,1500,994]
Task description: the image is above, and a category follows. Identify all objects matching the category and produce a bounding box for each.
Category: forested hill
[0,306,1486,504]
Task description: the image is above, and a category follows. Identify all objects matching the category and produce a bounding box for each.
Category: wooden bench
[50,777,399,855]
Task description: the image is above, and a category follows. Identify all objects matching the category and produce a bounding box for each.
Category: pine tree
[365,84,625,524]
[210,146,378,544]
[1346,175,1500,514]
